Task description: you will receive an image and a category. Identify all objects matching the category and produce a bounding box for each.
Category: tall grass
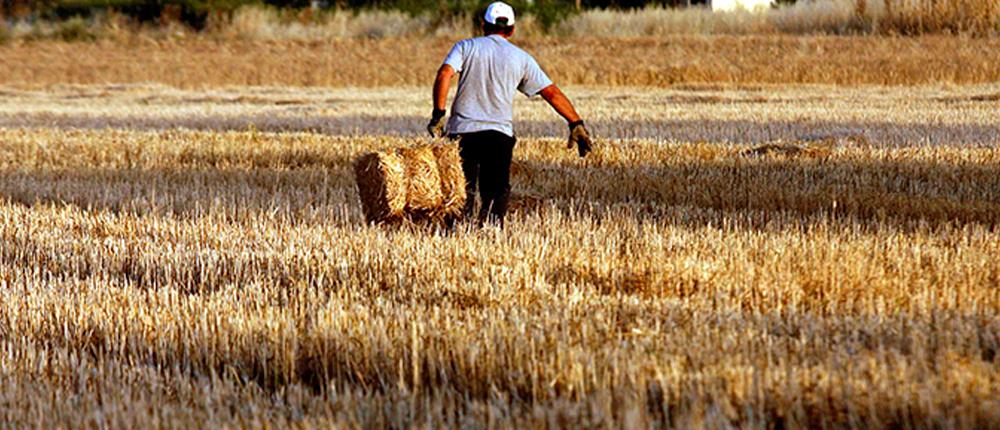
[1,1,998,42]
[4,35,1000,88]
[553,3,858,36]
[208,7,475,40]
[875,0,1000,35]
[0,20,10,44]
[201,2,1000,37]
[556,0,1000,36]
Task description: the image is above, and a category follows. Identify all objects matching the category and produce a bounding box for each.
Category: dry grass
[208,7,480,40]
[875,0,1000,35]
[557,1,1000,36]
[0,84,997,428]
[4,2,997,41]
[554,3,856,36]
[2,85,997,146]
[4,35,1000,88]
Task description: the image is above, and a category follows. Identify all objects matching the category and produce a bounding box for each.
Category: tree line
[2,0,723,28]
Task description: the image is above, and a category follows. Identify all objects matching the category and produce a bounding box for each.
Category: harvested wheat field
[4,36,1000,88]
[0,80,998,428]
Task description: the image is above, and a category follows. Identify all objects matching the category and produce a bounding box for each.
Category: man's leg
[477,131,516,226]
[458,135,480,219]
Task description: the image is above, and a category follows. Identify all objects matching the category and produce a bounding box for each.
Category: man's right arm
[432,64,455,112]
[428,64,455,137]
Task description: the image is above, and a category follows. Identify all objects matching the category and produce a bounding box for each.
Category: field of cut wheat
[0,79,996,428]
[5,36,1000,88]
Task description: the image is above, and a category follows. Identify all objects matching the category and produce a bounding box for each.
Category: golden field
[0,80,997,428]
[4,36,1000,88]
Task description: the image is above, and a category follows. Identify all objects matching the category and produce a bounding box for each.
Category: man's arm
[538,84,592,157]
[538,84,581,123]
[428,64,456,137]
[432,64,456,111]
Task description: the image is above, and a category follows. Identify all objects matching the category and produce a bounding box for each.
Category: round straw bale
[431,144,467,219]
[353,151,406,223]
[400,146,444,213]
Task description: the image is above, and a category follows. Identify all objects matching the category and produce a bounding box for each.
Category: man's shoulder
[501,39,536,60]
[456,36,489,46]
[489,37,536,60]
[454,36,536,61]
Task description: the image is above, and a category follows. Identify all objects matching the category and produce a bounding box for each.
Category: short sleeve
[443,41,465,72]
[518,56,553,97]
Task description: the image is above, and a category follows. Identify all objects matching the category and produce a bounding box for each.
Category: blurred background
[2,0,998,41]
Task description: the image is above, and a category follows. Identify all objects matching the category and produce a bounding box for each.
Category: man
[427,1,593,226]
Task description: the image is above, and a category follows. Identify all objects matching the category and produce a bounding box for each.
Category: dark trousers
[456,130,516,225]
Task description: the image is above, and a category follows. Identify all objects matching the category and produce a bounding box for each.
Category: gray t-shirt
[443,35,553,137]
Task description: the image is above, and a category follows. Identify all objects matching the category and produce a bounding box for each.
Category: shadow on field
[21,303,998,429]
[2,152,999,229]
[3,113,1000,146]
[0,165,362,224]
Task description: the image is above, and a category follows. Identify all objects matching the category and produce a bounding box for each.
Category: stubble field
[0,40,998,428]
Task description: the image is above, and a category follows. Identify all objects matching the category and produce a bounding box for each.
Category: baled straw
[355,142,468,224]
[431,144,466,219]
[353,151,406,223]
[400,146,444,214]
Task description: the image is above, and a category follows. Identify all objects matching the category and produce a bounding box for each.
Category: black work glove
[427,108,447,138]
[567,120,593,158]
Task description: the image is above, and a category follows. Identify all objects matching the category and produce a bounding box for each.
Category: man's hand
[568,120,592,157]
[538,85,591,157]
[427,108,447,138]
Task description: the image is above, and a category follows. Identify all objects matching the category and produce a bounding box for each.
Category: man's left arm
[539,84,592,158]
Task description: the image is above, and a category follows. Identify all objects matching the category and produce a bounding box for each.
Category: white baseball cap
[484,1,515,27]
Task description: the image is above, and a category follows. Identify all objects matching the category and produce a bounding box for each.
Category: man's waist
[447,119,514,138]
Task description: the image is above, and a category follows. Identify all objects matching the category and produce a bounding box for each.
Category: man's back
[443,35,552,137]
[426,1,592,226]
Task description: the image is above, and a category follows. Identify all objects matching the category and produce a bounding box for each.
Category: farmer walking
[427,1,593,226]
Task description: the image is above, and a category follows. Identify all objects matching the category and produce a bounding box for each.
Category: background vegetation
[2,0,999,38]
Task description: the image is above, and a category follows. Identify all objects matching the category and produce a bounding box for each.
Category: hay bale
[400,146,444,213]
[431,144,466,219]
[353,151,406,223]
[354,143,468,224]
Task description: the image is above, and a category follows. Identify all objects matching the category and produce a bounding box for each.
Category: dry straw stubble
[1,124,998,428]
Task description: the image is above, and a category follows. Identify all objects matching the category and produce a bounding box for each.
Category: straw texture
[353,151,406,223]
[354,143,467,224]
[431,144,467,219]
[400,146,444,214]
